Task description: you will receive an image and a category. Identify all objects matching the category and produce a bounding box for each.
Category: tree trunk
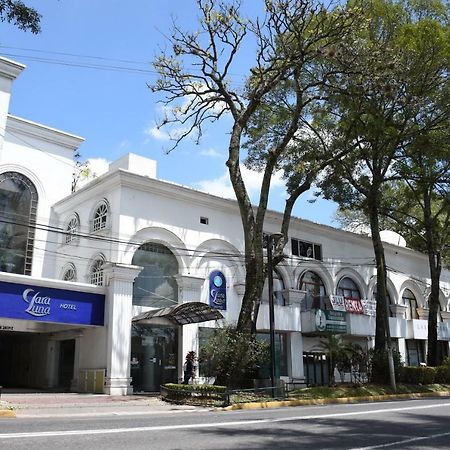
[427,252,441,366]
[367,189,389,352]
[424,188,442,366]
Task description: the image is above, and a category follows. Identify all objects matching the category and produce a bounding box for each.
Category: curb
[223,391,450,411]
[0,409,16,418]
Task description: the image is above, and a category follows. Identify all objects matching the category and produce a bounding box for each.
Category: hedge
[161,383,229,406]
[397,365,450,384]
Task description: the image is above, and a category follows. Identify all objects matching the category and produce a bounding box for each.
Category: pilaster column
[390,304,407,319]
[103,263,142,395]
[175,275,205,303]
[416,308,429,321]
[175,275,205,380]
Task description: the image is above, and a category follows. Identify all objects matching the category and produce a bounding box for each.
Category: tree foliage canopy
[0,0,41,33]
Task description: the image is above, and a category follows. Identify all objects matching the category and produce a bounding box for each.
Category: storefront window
[131,325,178,391]
[132,242,178,308]
[0,172,38,275]
[406,339,425,366]
[256,332,288,378]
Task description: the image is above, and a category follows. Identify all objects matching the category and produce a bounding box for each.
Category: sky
[1,0,338,227]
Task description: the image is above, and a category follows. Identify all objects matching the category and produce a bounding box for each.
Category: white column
[289,332,305,382]
[103,263,142,395]
[175,275,205,380]
[0,58,24,154]
[397,338,407,365]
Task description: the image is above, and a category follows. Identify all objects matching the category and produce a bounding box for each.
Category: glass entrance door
[131,325,178,392]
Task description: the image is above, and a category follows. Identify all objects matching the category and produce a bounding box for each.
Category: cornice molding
[0,57,25,81]
[6,115,84,150]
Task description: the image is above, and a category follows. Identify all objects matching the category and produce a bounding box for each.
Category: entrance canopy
[132,302,223,326]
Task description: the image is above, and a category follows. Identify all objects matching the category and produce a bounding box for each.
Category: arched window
[373,285,393,317]
[89,255,105,286]
[0,171,38,275]
[132,242,178,308]
[299,271,326,309]
[65,214,79,244]
[62,264,77,282]
[92,201,109,232]
[402,289,418,320]
[262,269,286,306]
[337,277,361,300]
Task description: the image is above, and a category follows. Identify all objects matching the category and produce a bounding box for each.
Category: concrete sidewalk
[0,392,203,418]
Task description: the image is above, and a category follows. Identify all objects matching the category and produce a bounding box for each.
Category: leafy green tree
[199,326,269,387]
[151,0,361,334]
[381,129,450,366]
[314,333,347,385]
[316,0,450,383]
[0,0,41,33]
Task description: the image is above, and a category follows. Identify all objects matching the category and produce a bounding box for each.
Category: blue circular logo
[213,275,223,287]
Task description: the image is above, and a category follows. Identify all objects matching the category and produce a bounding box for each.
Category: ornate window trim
[91,200,110,233]
[62,263,77,282]
[64,214,80,245]
[89,254,106,286]
[0,171,38,276]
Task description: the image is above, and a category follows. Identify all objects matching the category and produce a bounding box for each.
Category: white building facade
[0,57,449,394]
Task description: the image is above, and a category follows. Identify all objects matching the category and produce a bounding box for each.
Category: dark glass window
[337,277,361,300]
[256,332,288,378]
[0,172,38,275]
[402,289,418,320]
[132,242,179,308]
[299,271,326,309]
[291,238,322,261]
[406,339,425,366]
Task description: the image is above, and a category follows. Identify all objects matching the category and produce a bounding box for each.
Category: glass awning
[132,302,223,326]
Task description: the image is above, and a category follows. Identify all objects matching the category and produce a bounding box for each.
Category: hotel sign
[209,271,226,310]
[0,281,105,326]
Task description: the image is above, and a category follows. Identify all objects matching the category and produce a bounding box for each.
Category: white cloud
[86,157,110,177]
[199,148,223,158]
[75,157,110,190]
[146,126,170,141]
[195,166,285,201]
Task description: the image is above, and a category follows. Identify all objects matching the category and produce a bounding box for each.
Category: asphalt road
[1,398,450,449]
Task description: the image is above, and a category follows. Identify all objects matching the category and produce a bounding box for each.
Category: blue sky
[1,0,337,226]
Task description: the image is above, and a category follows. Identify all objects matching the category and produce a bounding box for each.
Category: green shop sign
[315,309,347,333]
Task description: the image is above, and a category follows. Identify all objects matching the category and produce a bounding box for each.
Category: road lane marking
[351,431,450,449]
[1,401,449,439]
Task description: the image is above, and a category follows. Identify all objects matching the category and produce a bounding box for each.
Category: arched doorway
[130,242,179,392]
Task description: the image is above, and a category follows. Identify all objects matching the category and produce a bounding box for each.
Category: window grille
[65,215,79,244]
[90,257,105,286]
[92,202,108,232]
[62,264,77,282]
